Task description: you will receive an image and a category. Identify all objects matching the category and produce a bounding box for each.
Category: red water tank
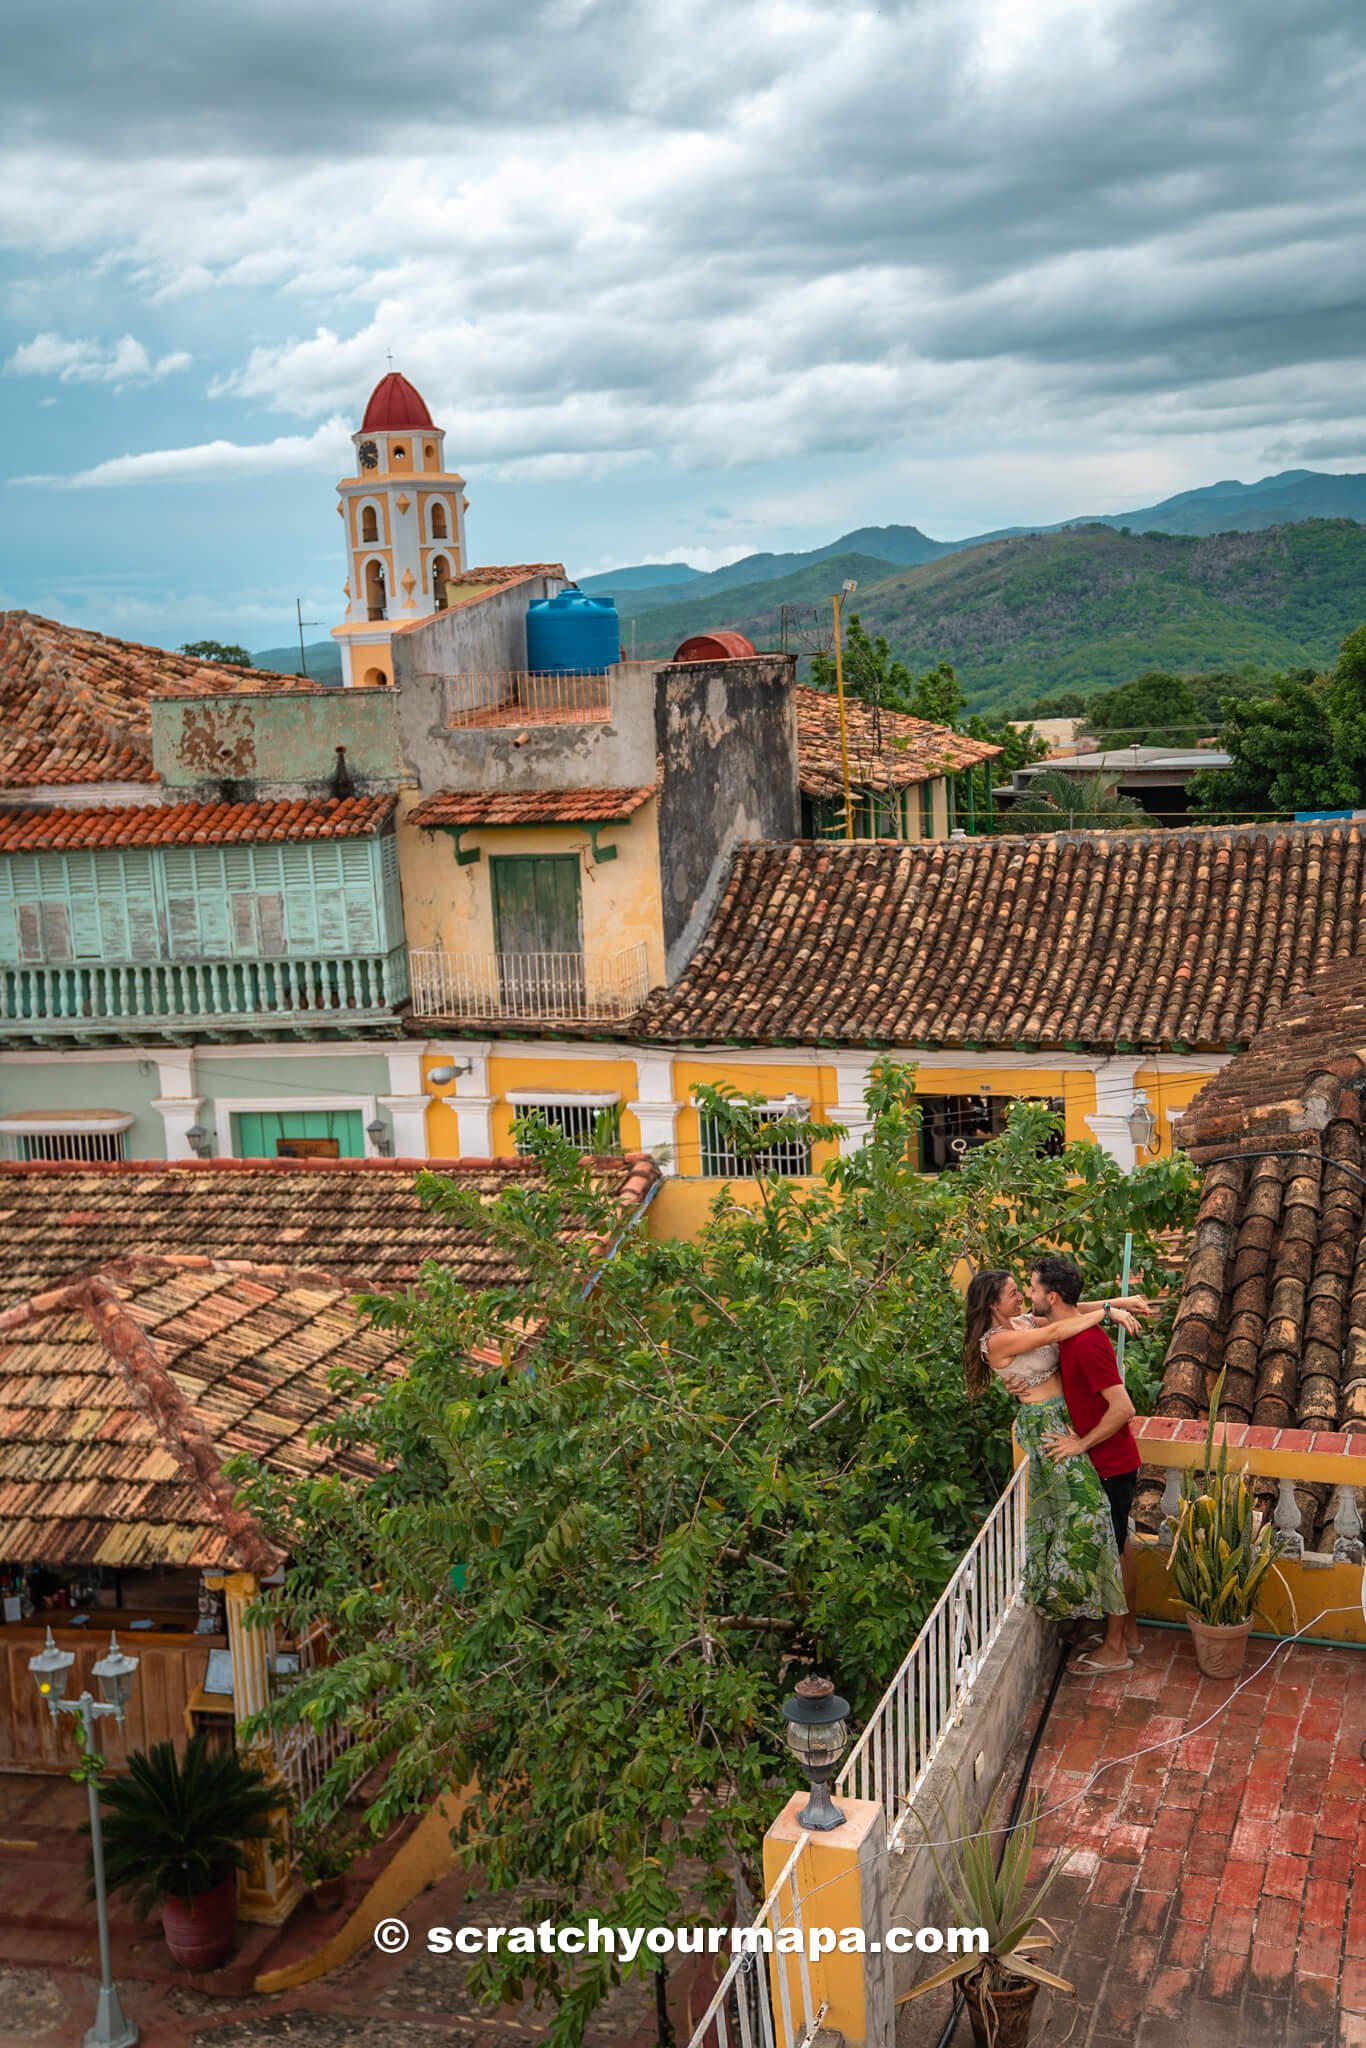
[672,631,757,662]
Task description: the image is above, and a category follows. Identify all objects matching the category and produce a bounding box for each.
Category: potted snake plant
[1166,1369,1286,1679]
[897,1781,1074,2048]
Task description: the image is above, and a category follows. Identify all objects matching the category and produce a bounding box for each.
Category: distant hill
[580,470,1366,619]
[577,563,701,594]
[251,640,342,685]
[583,525,954,617]
[613,553,906,657]
[625,520,1366,712]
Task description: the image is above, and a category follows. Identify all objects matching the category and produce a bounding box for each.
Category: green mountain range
[621,520,1366,713]
[253,472,1366,709]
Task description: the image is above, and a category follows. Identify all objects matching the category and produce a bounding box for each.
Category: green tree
[809,613,916,712]
[235,1070,1193,2044]
[1085,672,1202,747]
[1002,769,1149,834]
[1018,691,1087,719]
[181,639,252,667]
[1191,626,1366,820]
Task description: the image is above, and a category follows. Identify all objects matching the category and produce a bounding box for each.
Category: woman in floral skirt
[964,1269,1134,1670]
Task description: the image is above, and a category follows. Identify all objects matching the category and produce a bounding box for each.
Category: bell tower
[331,371,470,688]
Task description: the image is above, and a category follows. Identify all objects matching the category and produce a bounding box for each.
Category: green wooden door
[490,856,584,1013]
[232,1110,366,1158]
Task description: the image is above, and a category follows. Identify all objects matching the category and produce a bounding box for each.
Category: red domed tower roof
[361,372,434,431]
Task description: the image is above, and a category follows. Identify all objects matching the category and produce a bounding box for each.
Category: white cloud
[18,416,351,489]
[4,332,191,386]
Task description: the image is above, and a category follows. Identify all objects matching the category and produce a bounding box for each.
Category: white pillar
[832,1054,875,1156]
[152,1051,203,1160]
[1084,1057,1143,1169]
[627,1052,682,1175]
[451,1042,496,1157]
[381,1045,430,1156]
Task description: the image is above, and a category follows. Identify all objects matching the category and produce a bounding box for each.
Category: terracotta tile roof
[793,687,1000,799]
[0,1155,661,1305]
[0,1257,404,1571]
[411,787,654,829]
[0,612,315,789]
[637,821,1366,1053]
[1152,955,1366,1544]
[0,794,396,854]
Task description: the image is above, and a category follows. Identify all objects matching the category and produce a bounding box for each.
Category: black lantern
[781,1675,851,1831]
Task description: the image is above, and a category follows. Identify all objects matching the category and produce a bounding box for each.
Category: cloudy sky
[2,0,1364,652]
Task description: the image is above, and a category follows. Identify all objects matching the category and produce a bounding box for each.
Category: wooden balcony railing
[409,944,649,1022]
[0,949,410,1042]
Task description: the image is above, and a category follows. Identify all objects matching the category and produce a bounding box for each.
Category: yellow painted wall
[396,798,668,988]
[1136,1063,1215,1160]
[669,1057,843,1180]
[490,1055,643,1155]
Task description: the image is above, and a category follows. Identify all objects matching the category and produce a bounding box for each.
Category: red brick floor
[994,1624,1366,2048]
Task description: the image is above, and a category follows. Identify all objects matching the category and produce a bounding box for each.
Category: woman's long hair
[963,1268,1012,1402]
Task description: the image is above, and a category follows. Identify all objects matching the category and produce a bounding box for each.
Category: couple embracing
[964,1256,1146,1675]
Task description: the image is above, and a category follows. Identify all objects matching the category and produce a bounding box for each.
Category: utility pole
[296,599,320,679]
[832,579,858,840]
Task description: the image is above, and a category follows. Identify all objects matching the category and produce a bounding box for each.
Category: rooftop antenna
[295,599,320,679]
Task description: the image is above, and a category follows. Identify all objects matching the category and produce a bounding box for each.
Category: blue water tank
[525,588,620,675]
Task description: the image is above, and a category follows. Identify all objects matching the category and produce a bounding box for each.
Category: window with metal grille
[698,1105,812,1179]
[511,1100,622,1154]
[1,1127,128,1163]
[916,1094,1065,1174]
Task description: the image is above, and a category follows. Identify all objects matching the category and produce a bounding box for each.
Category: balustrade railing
[409,943,649,1022]
[440,669,614,727]
[0,949,409,1035]
[684,1846,827,2048]
[836,1460,1029,1851]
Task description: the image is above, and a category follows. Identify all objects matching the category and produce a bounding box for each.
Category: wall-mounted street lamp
[1126,1091,1158,1156]
[185,1123,213,1159]
[29,1628,140,2047]
[366,1117,393,1157]
[427,1062,473,1086]
[781,1674,851,1831]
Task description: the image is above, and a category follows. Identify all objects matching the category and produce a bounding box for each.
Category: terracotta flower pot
[162,1870,238,1970]
[964,1970,1040,2048]
[1184,1610,1254,1680]
[310,1875,346,1912]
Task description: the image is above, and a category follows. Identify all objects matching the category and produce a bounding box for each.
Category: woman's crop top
[982,1315,1060,1390]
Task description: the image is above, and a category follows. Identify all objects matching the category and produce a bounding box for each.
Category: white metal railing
[837,1461,1029,1851]
[409,943,650,1022]
[686,1843,828,2048]
[0,1129,128,1163]
[273,1627,354,1812]
[440,669,613,727]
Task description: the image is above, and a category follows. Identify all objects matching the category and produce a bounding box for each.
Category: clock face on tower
[358,441,379,470]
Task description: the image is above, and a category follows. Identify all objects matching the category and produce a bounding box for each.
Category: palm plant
[95,1736,279,1916]
[1002,769,1148,835]
[1167,1369,1284,1625]
[897,1778,1073,2041]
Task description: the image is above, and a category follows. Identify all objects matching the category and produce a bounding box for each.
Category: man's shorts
[1101,1471,1136,1559]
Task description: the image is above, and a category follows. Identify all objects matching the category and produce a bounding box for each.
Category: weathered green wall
[153,690,405,794]
[0,1057,162,1157]
[193,1050,395,1155]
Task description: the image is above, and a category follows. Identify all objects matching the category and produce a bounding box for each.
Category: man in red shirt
[1029,1255,1142,1660]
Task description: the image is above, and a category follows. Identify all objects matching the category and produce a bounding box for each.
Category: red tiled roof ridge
[0,1150,654,1178]
[410,786,655,828]
[0,1272,282,1574]
[0,793,396,854]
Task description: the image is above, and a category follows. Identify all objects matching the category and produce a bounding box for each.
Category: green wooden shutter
[163,848,201,956]
[491,856,583,956]
[340,840,380,951]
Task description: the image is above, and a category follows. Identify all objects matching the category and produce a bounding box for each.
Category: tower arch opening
[430,501,448,540]
[360,505,379,543]
[364,559,387,620]
[431,556,452,611]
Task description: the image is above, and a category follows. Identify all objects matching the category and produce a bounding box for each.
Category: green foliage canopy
[234,1070,1193,2042]
[181,639,253,667]
[1192,624,1366,819]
